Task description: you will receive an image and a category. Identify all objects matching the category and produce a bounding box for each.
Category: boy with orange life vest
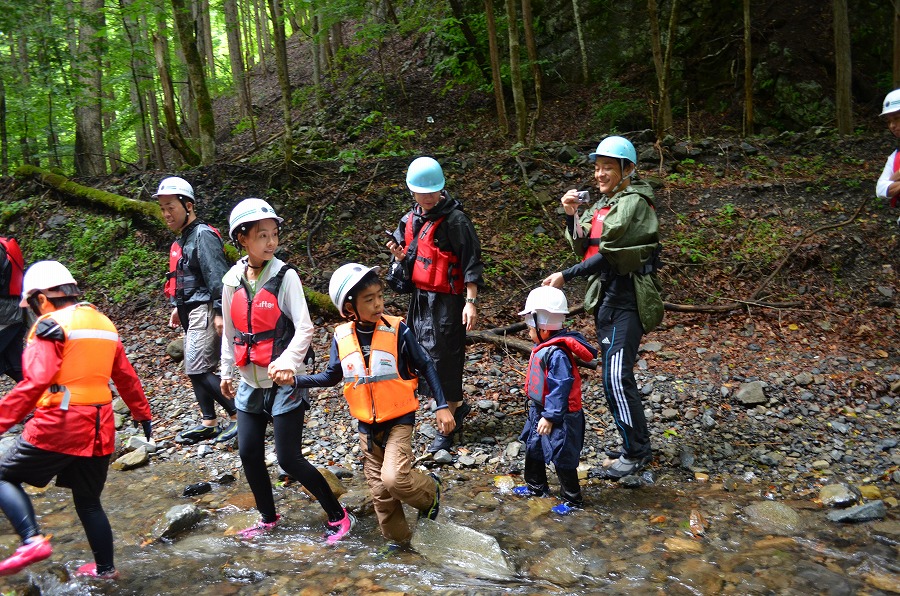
[544,136,662,480]
[154,176,238,444]
[513,286,596,515]
[219,199,353,543]
[0,237,26,382]
[294,264,455,544]
[876,89,900,224]
[0,261,152,579]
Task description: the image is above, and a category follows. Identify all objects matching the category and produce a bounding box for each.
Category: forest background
[1,0,899,176]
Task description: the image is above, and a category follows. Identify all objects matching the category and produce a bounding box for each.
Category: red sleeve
[110,342,152,422]
[0,337,63,434]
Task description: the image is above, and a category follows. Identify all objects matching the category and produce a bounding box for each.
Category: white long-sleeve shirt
[876,149,898,199]
[220,256,314,387]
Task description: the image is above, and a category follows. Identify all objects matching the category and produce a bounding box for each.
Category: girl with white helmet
[513,286,597,515]
[544,135,663,480]
[219,198,353,543]
[294,263,454,544]
[385,156,484,453]
[875,89,900,217]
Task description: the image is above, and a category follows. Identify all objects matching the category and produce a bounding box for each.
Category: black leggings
[237,406,343,523]
[0,481,115,573]
[189,372,236,420]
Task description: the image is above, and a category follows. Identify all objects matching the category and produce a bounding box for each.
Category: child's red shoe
[76,562,120,580]
[0,536,52,576]
[324,508,355,544]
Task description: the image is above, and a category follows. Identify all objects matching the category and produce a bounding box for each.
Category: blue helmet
[588,136,637,168]
[406,157,445,193]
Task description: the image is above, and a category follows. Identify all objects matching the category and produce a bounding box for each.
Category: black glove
[133,419,152,441]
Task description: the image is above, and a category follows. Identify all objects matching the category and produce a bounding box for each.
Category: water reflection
[0,460,896,595]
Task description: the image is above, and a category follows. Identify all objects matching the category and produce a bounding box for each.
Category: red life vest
[582,206,612,261]
[523,337,586,413]
[891,151,900,208]
[404,215,462,294]
[230,264,295,367]
[164,224,223,299]
[0,237,25,298]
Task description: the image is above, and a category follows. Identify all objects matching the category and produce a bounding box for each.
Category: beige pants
[359,424,436,543]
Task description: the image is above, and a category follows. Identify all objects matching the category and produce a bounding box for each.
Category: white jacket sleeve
[876,151,896,199]
[219,264,241,379]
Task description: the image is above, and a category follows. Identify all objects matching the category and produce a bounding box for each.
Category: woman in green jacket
[544,136,663,480]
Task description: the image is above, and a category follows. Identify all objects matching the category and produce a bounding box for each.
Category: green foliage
[343,111,417,157]
[591,80,645,133]
[22,215,165,304]
[668,206,788,270]
[666,158,705,185]
[0,201,29,228]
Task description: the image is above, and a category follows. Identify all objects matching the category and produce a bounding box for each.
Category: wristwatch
[465,297,478,304]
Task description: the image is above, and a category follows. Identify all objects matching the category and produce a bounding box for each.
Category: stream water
[0,459,896,595]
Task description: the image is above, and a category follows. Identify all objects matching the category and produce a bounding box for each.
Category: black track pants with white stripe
[595,305,652,460]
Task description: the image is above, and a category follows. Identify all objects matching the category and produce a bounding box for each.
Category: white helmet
[882,89,900,116]
[518,286,568,330]
[229,198,284,240]
[20,260,79,306]
[329,263,380,316]
[152,176,195,201]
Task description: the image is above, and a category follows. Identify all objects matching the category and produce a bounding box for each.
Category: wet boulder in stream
[411,518,515,580]
[155,503,208,540]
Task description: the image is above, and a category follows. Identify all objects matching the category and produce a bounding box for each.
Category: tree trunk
[254,0,272,68]
[266,0,294,169]
[171,0,217,164]
[152,31,201,165]
[833,0,853,134]
[647,0,677,135]
[743,0,753,135]
[14,36,37,167]
[195,0,216,82]
[894,1,900,87]
[0,77,7,176]
[74,0,107,176]
[224,0,253,120]
[119,0,155,169]
[484,0,508,135]
[504,0,527,144]
[448,0,488,81]
[521,0,542,125]
[570,0,588,83]
[311,6,323,109]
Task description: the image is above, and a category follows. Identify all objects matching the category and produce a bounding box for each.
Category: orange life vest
[335,315,419,424]
[28,303,118,410]
[404,215,462,294]
[230,264,295,367]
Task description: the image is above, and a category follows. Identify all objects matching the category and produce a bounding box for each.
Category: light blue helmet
[406,157,445,193]
[588,136,637,168]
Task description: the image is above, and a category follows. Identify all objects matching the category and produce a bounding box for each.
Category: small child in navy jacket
[514,286,597,514]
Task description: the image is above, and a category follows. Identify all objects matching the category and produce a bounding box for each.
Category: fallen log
[16,165,163,222]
